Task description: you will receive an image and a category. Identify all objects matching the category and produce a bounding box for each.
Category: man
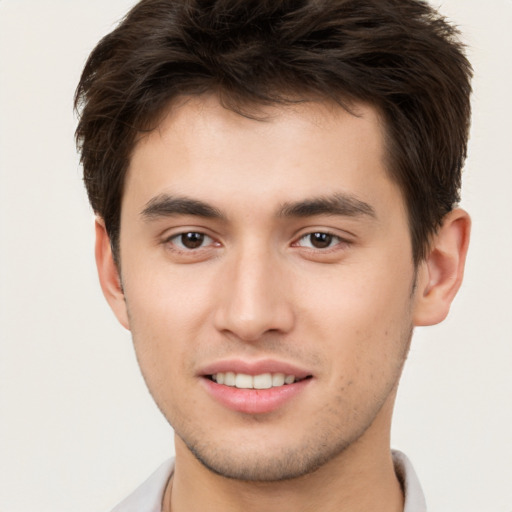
[74,0,472,510]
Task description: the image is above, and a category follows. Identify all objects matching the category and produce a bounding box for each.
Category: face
[114,95,421,480]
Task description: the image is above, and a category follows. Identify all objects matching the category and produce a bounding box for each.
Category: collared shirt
[111,450,426,512]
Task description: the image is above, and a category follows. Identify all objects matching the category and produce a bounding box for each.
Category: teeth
[224,372,236,386]
[235,373,253,389]
[253,373,272,389]
[284,375,295,385]
[211,372,299,389]
[272,373,285,386]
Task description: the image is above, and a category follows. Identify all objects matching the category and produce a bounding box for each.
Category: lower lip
[202,377,312,414]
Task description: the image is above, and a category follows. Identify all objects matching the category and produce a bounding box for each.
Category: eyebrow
[141,194,225,220]
[140,192,376,222]
[278,193,376,219]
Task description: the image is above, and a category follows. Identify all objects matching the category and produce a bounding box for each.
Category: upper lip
[199,359,312,379]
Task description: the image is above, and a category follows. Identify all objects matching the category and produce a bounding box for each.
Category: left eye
[169,232,214,250]
[296,232,342,249]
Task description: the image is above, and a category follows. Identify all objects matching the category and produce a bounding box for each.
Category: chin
[181,429,357,482]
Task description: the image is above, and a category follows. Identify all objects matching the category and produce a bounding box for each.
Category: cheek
[124,260,215,330]
[124,282,198,421]
[294,257,415,372]
[121,265,215,389]
[298,256,414,325]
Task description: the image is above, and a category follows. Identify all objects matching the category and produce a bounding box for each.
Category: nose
[213,246,295,342]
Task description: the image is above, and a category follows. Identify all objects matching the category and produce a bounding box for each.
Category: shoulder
[110,459,175,512]
[392,450,427,512]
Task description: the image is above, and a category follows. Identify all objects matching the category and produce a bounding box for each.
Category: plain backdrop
[0,1,511,511]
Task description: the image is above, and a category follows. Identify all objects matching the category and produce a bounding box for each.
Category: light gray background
[0,1,511,511]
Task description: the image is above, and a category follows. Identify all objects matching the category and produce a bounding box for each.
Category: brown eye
[181,232,204,249]
[296,232,342,250]
[169,232,213,250]
[309,232,333,248]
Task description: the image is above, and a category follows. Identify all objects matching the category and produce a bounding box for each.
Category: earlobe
[413,208,471,326]
[95,218,130,330]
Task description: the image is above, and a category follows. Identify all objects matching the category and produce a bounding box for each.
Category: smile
[210,372,307,389]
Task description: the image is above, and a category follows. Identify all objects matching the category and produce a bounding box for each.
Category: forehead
[123,94,402,221]
[131,93,384,155]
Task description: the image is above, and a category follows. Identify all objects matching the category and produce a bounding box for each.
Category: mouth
[200,361,314,414]
[207,372,311,389]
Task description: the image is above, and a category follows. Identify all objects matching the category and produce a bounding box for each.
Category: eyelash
[293,232,348,251]
[164,232,217,252]
[163,229,350,255]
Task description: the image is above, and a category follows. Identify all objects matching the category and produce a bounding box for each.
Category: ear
[95,218,130,330]
[413,208,471,326]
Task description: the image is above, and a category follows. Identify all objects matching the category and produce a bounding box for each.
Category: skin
[96,94,470,512]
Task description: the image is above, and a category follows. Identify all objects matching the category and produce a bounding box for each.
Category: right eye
[167,232,215,250]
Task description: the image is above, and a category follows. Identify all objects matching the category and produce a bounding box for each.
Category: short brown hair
[75,0,472,264]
